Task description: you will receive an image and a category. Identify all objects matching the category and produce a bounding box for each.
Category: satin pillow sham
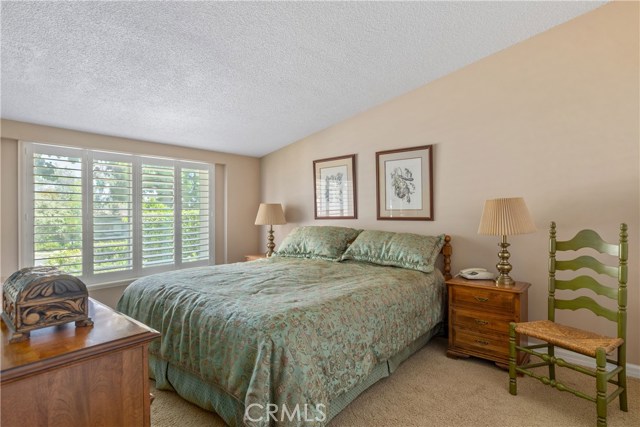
[341,230,445,273]
[274,226,363,261]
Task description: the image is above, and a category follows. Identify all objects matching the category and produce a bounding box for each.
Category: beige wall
[260,2,640,364]
[1,120,261,308]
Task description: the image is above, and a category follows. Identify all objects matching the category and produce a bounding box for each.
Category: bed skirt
[150,322,443,426]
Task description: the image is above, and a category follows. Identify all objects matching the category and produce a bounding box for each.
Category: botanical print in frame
[376,145,433,220]
[313,154,357,219]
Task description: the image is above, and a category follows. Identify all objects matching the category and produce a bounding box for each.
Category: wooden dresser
[1,298,160,427]
[446,277,530,369]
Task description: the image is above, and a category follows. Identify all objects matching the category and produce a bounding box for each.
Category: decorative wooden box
[1,266,93,343]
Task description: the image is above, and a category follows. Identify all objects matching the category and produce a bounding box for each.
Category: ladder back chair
[508,222,628,427]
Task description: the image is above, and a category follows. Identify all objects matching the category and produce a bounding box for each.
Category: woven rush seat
[515,320,624,357]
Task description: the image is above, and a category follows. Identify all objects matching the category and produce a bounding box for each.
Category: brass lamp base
[495,235,515,286]
[495,273,515,286]
[265,225,276,257]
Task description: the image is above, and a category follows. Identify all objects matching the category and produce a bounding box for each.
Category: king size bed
[117,226,452,426]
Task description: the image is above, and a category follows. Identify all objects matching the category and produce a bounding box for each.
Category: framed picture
[376,145,433,221]
[313,154,357,219]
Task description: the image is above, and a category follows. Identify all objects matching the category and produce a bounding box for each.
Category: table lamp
[477,197,536,286]
[254,203,286,257]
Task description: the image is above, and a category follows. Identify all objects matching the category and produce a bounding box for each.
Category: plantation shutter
[181,167,210,263]
[92,156,133,274]
[31,150,84,275]
[141,162,175,268]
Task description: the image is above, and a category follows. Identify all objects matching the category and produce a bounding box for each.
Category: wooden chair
[508,222,628,427]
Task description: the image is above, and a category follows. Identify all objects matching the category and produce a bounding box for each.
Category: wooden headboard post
[441,235,452,280]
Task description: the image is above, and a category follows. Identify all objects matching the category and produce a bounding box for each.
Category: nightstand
[446,276,530,369]
[244,254,267,261]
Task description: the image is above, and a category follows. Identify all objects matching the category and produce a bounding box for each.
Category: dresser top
[1,298,159,382]
[446,276,531,293]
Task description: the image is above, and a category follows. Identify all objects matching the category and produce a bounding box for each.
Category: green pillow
[341,230,445,273]
[274,226,363,261]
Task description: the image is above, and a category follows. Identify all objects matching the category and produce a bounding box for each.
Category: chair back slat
[548,222,628,339]
[555,276,618,300]
[556,256,619,278]
[556,229,619,256]
[555,296,618,322]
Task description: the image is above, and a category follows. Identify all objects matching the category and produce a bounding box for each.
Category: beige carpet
[151,337,638,426]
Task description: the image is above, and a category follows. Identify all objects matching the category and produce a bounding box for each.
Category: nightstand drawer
[452,328,508,360]
[451,286,516,314]
[451,307,510,335]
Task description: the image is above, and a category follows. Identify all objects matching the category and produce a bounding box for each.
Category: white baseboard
[545,347,640,379]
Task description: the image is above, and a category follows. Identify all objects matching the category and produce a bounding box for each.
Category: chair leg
[508,322,518,395]
[618,346,628,412]
[548,344,556,381]
[596,348,608,427]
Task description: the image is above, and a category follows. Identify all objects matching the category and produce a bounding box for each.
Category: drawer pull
[474,296,489,302]
[474,319,489,326]
[475,339,490,346]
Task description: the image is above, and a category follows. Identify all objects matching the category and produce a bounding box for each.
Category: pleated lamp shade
[254,203,286,226]
[478,197,536,236]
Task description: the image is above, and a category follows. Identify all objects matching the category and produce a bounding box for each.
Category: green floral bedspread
[117,257,444,426]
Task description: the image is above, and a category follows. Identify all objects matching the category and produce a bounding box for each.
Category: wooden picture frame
[376,145,433,221]
[313,154,357,219]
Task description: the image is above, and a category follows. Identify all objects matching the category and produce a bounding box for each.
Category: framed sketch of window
[313,154,357,219]
[376,145,433,221]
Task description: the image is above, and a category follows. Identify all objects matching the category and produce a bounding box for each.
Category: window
[21,142,214,285]
[180,167,211,263]
[141,162,175,268]
[92,154,133,275]
[31,148,84,275]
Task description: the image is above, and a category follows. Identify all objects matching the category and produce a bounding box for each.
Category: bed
[117,226,452,426]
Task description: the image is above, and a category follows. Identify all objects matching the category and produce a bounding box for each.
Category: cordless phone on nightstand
[458,268,495,280]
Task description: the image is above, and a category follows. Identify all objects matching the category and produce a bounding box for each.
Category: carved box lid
[2,266,92,343]
[3,266,88,305]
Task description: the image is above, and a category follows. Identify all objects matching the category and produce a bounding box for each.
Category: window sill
[87,279,136,291]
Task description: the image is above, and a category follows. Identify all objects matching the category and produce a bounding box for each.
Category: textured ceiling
[1,1,604,157]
